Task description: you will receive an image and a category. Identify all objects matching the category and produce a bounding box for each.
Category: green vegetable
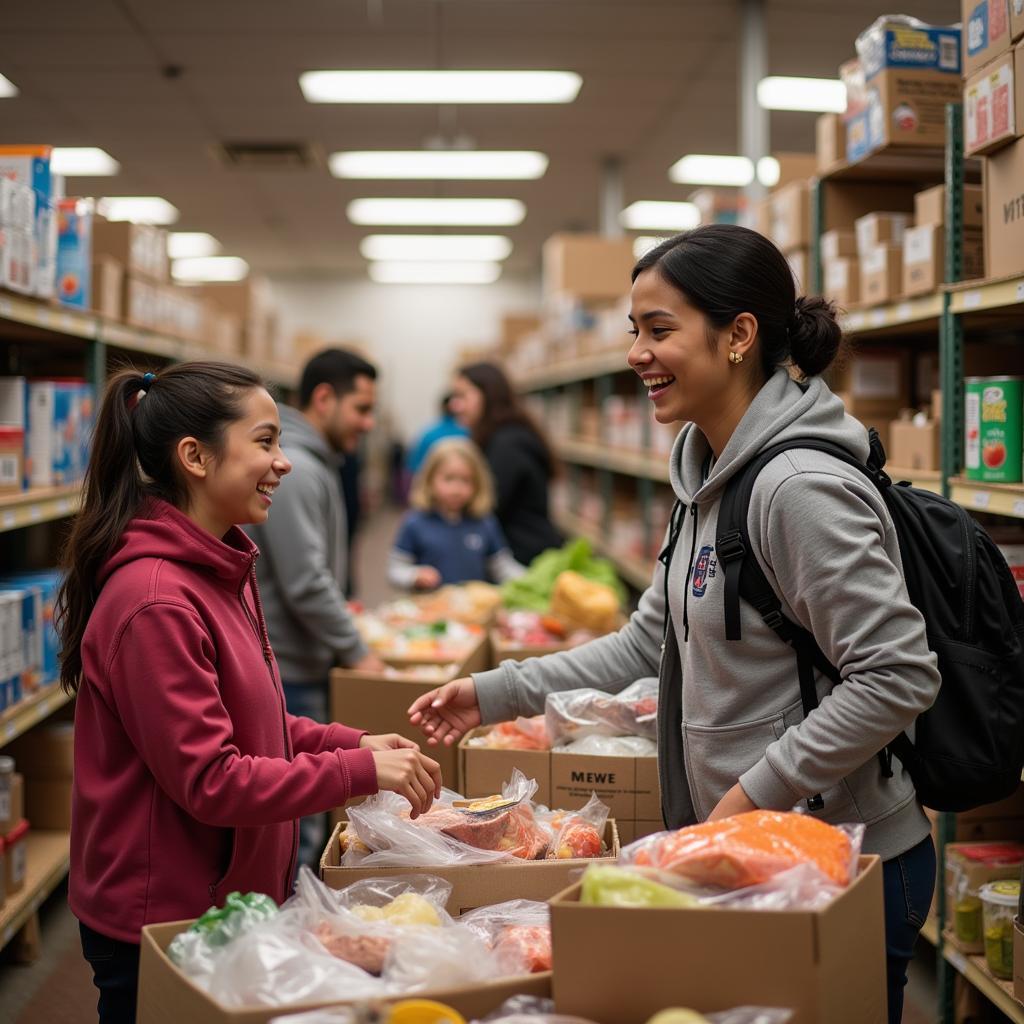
[191,891,278,946]
[580,865,697,908]
[501,538,626,611]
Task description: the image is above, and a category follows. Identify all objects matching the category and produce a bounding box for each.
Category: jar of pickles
[980,880,1020,980]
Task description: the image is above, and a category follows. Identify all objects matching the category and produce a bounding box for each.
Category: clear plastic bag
[537,793,610,861]
[477,995,596,1024]
[545,677,658,744]
[460,900,552,974]
[468,715,551,751]
[621,810,866,894]
[705,1010,793,1024]
[386,922,503,992]
[553,734,657,758]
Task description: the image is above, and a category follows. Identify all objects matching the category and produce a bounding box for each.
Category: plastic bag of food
[538,793,610,860]
[386,923,504,992]
[167,890,279,980]
[467,715,551,751]
[549,571,620,633]
[545,678,659,744]
[579,864,698,908]
[700,862,849,913]
[478,995,597,1024]
[460,900,552,974]
[500,538,626,612]
[554,734,657,758]
[622,811,865,891]
[647,1010,793,1024]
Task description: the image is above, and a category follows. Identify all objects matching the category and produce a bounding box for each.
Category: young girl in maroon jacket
[57,363,442,1024]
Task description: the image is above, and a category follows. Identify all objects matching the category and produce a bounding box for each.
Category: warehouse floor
[0,506,940,1023]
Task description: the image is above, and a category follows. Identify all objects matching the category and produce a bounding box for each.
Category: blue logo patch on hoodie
[691,545,716,597]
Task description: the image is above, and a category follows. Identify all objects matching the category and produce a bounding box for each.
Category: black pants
[79,921,140,1024]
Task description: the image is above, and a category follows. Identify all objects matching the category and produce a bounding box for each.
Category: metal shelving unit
[0,682,71,746]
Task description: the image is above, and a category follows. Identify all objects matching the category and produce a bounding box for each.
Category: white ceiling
[0,0,960,278]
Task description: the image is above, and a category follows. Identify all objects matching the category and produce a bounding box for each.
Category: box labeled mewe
[320,818,620,916]
[984,135,1024,277]
[550,855,885,1024]
[138,917,551,1024]
[965,44,1024,156]
[964,0,1013,77]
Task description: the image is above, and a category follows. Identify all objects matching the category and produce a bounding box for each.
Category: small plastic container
[980,879,1020,980]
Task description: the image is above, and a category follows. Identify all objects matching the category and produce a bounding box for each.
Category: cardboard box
[203,307,244,356]
[191,278,275,359]
[488,628,571,666]
[860,245,904,305]
[786,249,809,291]
[26,381,93,487]
[821,230,858,263]
[965,45,1024,156]
[835,395,906,455]
[91,218,167,283]
[24,777,71,830]
[91,256,123,320]
[768,180,811,254]
[321,818,620,916]
[1014,0,1024,41]
[126,276,159,330]
[964,0,1013,77]
[824,258,860,307]
[542,235,635,304]
[888,417,941,470]
[984,135,1024,278]
[550,855,885,1024]
[903,224,944,296]
[816,112,844,171]
[944,841,1024,953]
[613,820,664,846]
[832,351,912,403]
[855,212,911,254]
[138,917,551,1024]
[6,721,74,778]
[500,314,542,354]
[914,184,986,229]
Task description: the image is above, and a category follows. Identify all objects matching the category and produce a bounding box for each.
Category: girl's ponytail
[55,361,263,693]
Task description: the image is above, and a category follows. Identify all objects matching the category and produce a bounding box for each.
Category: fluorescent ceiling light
[51,147,120,177]
[98,196,179,225]
[172,256,249,283]
[619,201,700,231]
[330,151,548,180]
[168,232,222,260]
[360,234,512,262]
[757,157,781,187]
[0,74,18,98]
[668,155,754,187]
[757,76,847,113]
[348,198,525,227]
[369,261,501,284]
[633,236,670,260]
[300,70,581,104]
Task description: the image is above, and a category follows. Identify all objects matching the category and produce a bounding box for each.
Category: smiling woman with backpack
[410,225,948,1022]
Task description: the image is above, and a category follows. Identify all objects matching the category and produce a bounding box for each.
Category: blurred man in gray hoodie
[249,348,386,867]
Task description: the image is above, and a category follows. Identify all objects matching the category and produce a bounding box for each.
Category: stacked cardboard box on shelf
[903,184,986,295]
[6,721,74,830]
[856,211,910,305]
[0,145,56,299]
[190,277,283,362]
[830,349,912,453]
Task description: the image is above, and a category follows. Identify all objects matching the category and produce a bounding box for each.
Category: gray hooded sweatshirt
[247,404,369,682]
[472,369,941,860]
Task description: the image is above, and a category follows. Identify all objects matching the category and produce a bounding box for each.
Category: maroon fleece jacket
[69,500,378,942]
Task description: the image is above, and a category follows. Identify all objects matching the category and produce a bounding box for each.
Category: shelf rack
[0,682,71,747]
[0,832,71,953]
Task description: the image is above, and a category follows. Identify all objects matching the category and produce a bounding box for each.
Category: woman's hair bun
[789,295,842,377]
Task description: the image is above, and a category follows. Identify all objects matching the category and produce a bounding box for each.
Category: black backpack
[705,430,1024,813]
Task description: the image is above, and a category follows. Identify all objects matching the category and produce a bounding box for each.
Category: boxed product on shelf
[0,771,24,835]
[998,543,1024,598]
[1016,0,1024,41]
[91,256,123,320]
[903,224,945,296]
[6,721,73,831]
[816,111,844,171]
[964,42,1024,156]
[191,277,277,359]
[888,413,941,469]
[825,258,861,307]
[54,197,93,309]
[767,180,811,253]
[860,244,904,305]
[0,145,54,299]
[26,379,94,487]
[125,276,159,330]
[0,570,60,686]
[499,313,542,354]
[202,305,243,355]
[91,217,168,283]
[0,177,35,234]
[855,211,911,253]
[3,818,27,896]
[944,841,1024,954]
[0,427,22,493]
[787,249,809,291]
[847,17,961,160]
[822,230,858,262]
[1,227,35,295]
[550,855,885,1024]
[832,350,913,405]
[542,234,635,304]
[984,135,1024,277]
[963,0,1013,77]
[912,183,986,280]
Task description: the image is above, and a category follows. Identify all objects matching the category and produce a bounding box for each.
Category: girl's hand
[707,782,758,821]
[370,748,443,818]
[407,677,481,746]
[360,733,420,752]
[415,566,442,590]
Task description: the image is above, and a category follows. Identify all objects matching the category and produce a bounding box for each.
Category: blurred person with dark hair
[406,392,469,476]
[451,361,562,565]
[248,348,389,868]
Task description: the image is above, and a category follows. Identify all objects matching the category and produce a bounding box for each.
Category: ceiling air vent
[213,142,320,170]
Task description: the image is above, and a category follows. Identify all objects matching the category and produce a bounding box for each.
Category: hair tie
[142,372,156,385]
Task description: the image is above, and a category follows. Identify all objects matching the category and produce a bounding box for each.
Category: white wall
[270,274,541,444]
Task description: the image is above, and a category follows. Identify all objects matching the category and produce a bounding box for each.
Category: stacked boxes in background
[0,570,61,701]
[766,180,811,282]
[191,276,279,361]
[7,721,73,832]
[856,211,910,305]
[26,379,94,488]
[54,199,94,309]
[0,144,55,298]
[904,184,986,295]
[91,218,167,331]
[830,349,912,454]
[0,376,25,494]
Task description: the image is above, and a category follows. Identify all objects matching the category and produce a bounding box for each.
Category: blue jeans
[883,835,936,1024]
[79,921,140,1024]
[282,679,330,874]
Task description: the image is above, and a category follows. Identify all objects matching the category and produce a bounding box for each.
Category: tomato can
[965,376,1024,483]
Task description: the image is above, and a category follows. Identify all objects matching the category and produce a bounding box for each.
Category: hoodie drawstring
[244,556,274,663]
[659,500,687,643]
[681,503,699,643]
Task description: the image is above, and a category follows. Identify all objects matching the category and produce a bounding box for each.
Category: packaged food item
[549,572,620,633]
[949,842,1024,950]
[553,734,657,758]
[460,900,552,974]
[625,811,862,891]
[501,539,625,613]
[580,865,698,909]
[965,376,1024,484]
[545,678,659,745]
[980,879,1019,980]
[467,716,550,751]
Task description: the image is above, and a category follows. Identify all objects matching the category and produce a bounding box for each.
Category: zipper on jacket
[681,504,699,642]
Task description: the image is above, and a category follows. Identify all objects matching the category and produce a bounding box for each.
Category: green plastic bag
[190,891,279,946]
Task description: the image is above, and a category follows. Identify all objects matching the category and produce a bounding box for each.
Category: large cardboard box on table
[137,918,550,1024]
[320,818,620,916]
[542,234,635,304]
[964,0,1013,77]
[984,135,1024,278]
[550,855,885,1024]
[329,635,490,790]
[965,43,1024,156]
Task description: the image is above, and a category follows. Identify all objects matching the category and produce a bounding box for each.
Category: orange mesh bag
[630,810,856,889]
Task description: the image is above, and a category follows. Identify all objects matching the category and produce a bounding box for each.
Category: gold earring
[729,351,743,364]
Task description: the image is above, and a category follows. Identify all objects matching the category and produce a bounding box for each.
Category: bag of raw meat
[545,678,658,744]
